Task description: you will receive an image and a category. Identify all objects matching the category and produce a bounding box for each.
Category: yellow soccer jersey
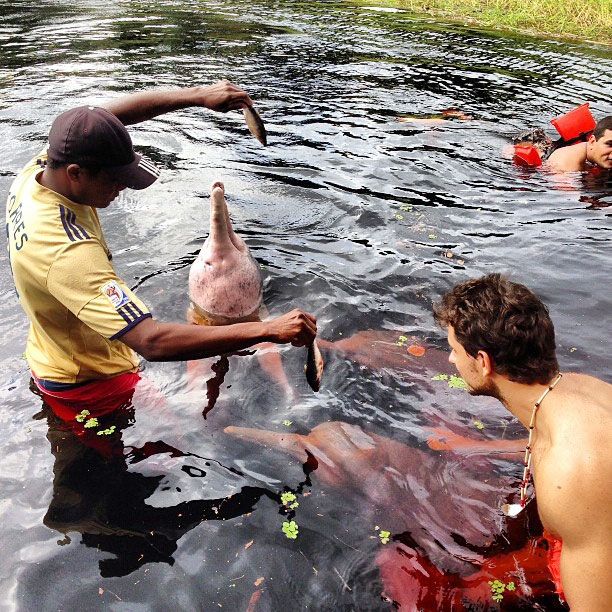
[5,150,151,383]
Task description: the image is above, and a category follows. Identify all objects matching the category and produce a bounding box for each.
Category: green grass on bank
[360,0,612,42]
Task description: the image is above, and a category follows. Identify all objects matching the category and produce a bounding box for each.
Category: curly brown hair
[433,274,559,385]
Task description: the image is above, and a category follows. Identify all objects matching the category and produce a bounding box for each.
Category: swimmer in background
[546,115,612,172]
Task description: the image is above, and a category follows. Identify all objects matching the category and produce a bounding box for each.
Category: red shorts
[543,530,565,601]
[32,371,141,421]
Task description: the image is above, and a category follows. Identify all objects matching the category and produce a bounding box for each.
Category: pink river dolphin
[224,329,555,608]
[187,182,295,404]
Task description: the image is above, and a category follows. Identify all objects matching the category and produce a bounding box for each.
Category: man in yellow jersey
[433,274,612,610]
[5,81,316,398]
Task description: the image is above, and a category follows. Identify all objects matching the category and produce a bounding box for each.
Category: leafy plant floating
[75,409,90,423]
[282,520,299,539]
[280,492,299,510]
[374,525,391,544]
[282,420,292,426]
[448,374,468,389]
[97,425,116,436]
[431,373,468,390]
[84,417,99,428]
[488,579,515,602]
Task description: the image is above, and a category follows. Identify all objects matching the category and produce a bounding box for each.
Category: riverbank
[353,0,612,43]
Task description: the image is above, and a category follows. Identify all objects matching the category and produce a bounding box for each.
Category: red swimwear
[32,371,141,421]
[543,530,565,601]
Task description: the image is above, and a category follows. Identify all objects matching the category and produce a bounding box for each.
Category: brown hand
[198,80,253,113]
[266,309,317,346]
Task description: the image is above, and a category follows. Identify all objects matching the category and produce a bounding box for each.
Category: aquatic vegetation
[375,526,391,544]
[282,420,292,426]
[280,491,299,510]
[473,421,484,429]
[96,425,116,436]
[431,373,468,389]
[399,205,413,212]
[396,335,408,346]
[75,409,90,423]
[428,234,437,239]
[84,417,99,428]
[282,520,299,539]
[448,375,468,389]
[488,579,515,602]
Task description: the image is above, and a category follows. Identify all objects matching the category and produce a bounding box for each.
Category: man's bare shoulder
[546,142,588,172]
[536,373,612,537]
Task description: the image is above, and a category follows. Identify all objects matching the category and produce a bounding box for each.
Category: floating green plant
[374,526,391,544]
[432,373,468,390]
[473,421,484,430]
[75,409,90,423]
[282,520,298,539]
[97,425,116,436]
[395,214,403,220]
[282,420,292,426]
[448,374,468,389]
[396,335,408,346]
[84,417,99,428]
[280,491,299,510]
[399,205,413,212]
[428,234,437,239]
[488,579,515,602]
[431,374,448,381]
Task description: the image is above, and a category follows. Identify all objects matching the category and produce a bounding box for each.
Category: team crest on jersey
[101,281,130,309]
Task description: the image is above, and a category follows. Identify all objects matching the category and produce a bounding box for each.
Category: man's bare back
[531,373,612,610]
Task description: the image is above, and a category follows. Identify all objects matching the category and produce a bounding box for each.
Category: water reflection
[35,383,276,578]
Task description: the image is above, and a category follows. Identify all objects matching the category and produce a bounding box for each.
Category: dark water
[1,1,611,609]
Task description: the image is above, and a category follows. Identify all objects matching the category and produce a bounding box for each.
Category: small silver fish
[243,105,267,146]
[305,340,323,392]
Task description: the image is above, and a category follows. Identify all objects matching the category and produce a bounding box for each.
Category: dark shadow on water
[33,388,278,578]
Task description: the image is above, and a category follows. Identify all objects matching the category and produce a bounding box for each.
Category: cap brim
[111,154,160,190]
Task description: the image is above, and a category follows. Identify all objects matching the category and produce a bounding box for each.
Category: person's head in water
[433,274,559,398]
[587,116,612,169]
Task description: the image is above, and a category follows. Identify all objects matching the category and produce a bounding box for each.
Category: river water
[1,1,610,610]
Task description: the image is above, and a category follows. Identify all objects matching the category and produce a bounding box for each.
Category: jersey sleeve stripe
[68,210,90,239]
[59,204,75,241]
[109,312,152,340]
[117,307,133,324]
[124,301,144,318]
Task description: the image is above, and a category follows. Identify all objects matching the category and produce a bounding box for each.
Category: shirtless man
[547,115,612,172]
[433,273,612,610]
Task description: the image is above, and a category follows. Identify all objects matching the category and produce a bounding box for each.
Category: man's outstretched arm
[120,308,316,362]
[102,81,253,126]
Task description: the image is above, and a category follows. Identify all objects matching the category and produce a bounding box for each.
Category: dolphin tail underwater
[188,182,295,401]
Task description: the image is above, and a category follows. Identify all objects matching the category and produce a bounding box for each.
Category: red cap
[47,106,159,190]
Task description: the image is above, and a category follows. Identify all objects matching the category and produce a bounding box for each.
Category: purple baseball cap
[47,106,159,190]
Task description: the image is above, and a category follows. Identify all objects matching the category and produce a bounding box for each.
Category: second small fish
[305,340,323,392]
[243,105,267,146]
